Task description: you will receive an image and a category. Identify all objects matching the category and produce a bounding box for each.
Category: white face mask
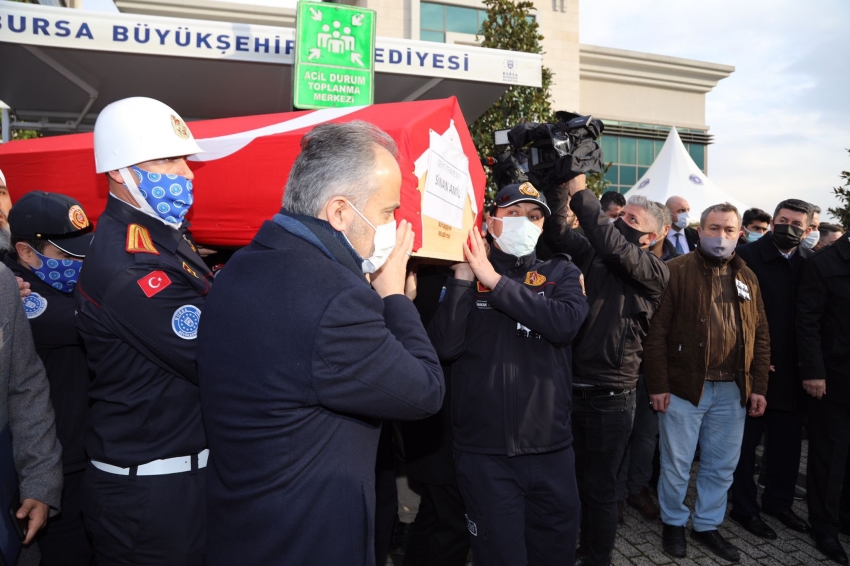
[347,201,396,274]
[491,217,542,257]
[673,211,689,231]
[800,229,819,250]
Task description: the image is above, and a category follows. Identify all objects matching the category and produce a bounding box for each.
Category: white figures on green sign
[318,21,355,55]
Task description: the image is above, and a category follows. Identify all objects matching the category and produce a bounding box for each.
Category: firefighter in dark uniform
[4,192,95,565]
[428,182,590,566]
[75,97,213,565]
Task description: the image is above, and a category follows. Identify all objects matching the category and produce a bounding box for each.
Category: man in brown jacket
[644,203,770,564]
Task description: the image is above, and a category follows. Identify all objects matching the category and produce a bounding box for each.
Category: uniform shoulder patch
[137,271,172,298]
[476,281,491,293]
[182,262,199,279]
[172,305,201,340]
[126,224,159,255]
[524,271,547,286]
[22,293,48,319]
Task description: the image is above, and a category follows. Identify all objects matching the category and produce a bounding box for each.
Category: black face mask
[614,218,649,247]
[772,224,805,250]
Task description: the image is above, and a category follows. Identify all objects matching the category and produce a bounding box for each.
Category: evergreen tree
[469,0,553,198]
[828,149,850,230]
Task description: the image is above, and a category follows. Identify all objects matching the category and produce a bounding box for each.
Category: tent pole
[22,46,98,132]
[1,109,9,143]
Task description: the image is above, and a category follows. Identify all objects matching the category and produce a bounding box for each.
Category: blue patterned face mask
[124,166,194,225]
[27,247,83,293]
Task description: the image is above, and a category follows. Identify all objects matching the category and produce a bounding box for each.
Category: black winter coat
[544,190,670,388]
[797,233,850,404]
[198,212,444,566]
[737,233,811,411]
[429,246,589,457]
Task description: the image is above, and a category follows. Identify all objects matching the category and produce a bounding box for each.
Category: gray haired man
[543,176,670,566]
[0,263,63,565]
[197,121,444,566]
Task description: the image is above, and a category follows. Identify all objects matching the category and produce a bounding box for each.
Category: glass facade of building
[420,2,488,43]
[600,122,708,194]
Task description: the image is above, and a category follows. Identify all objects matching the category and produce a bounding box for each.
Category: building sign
[0,2,541,87]
[293,2,375,109]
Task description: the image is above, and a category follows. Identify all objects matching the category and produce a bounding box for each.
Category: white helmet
[94,97,203,173]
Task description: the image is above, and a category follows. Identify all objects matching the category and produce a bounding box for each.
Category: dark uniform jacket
[544,190,669,389]
[428,246,589,457]
[75,196,213,467]
[197,212,444,566]
[737,232,811,411]
[3,254,90,474]
[797,233,850,404]
[644,249,771,407]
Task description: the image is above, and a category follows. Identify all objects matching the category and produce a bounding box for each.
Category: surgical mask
[27,247,82,293]
[771,224,805,250]
[120,166,194,228]
[613,218,651,247]
[699,236,737,260]
[347,201,396,274]
[491,217,542,257]
[800,229,819,250]
[672,212,689,231]
[744,229,763,243]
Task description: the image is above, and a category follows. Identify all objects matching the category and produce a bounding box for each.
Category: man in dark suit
[798,231,850,564]
[197,121,445,566]
[665,196,699,253]
[731,199,814,539]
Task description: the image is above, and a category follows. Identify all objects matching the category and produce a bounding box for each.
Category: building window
[420,2,534,43]
[599,122,708,194]
[420,2,488,43]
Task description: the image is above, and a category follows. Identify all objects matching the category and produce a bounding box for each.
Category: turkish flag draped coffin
[0,97,485,259]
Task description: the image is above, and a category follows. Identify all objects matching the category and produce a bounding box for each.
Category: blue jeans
[657,382,746,531]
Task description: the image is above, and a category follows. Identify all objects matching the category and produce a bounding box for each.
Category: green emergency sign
[293,2,376,110]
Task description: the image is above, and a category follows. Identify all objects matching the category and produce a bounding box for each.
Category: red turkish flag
[137,271,173,298]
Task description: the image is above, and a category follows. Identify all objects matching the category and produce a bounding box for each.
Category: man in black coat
[197,122,445,566]
[731,199,814,539]
[797,232,850,564]
[544,176,669,566]
[5,192,95,565]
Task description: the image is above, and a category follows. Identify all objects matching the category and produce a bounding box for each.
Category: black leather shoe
[812,534,849,565]
[730,513,777,540]
[691,529,740,562]
[764,509,811,533]
[662,524,687,558]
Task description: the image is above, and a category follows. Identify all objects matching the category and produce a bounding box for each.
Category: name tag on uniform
[736,279,751,301]
[476,300,492,310]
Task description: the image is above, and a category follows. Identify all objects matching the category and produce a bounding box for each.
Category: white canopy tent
[622,127,747,218]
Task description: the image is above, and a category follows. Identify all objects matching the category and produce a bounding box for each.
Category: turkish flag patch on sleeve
[137,271,172,298]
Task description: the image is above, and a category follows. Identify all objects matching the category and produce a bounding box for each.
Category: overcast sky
[581,0,850,222]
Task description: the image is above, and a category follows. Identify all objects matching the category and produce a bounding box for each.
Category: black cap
[8,192,94,257]
[492,182,551,217]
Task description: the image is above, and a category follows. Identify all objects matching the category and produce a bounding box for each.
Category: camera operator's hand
[566,174,587,197]
[450,262,474,281]
[371,220,414,299]
[463,228,501,290]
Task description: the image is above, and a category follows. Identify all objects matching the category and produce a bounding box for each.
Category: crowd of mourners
[0,97,849,566]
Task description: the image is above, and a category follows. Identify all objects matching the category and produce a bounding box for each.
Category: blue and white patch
[439,286,447,303]
[172,305,201,340]
[23,293,48,319]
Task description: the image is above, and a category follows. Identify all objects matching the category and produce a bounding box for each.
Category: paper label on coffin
[414,129,477,261]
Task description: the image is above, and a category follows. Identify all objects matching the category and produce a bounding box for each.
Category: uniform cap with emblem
[8,191,94,257]
[492,182,551,217]
[93,97,203,173]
